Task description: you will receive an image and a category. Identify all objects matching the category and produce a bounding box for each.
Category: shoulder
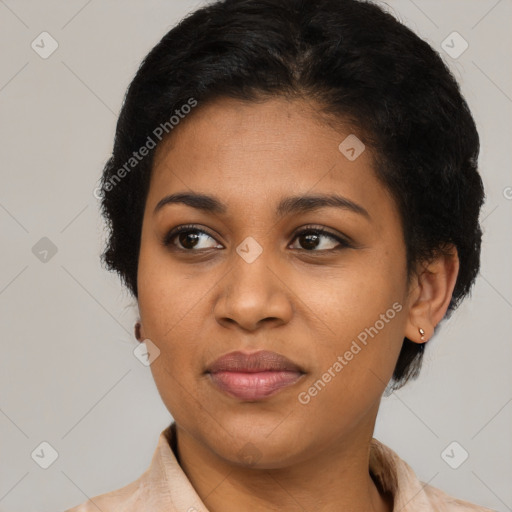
[64,474,148,512]
[422,482,497,512]
[369,438,496,512]
[63,423,183,512]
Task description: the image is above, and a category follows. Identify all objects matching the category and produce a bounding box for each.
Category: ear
[404,244,459,344]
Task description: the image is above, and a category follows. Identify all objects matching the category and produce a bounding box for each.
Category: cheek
[291,246,407,332]
[139,266,211,423]
[294,253,408,391]
[137,241,205,334]
[137,249,208,385]
[295,297,406,433]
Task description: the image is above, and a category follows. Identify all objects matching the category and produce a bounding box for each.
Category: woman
[66,0,494,510]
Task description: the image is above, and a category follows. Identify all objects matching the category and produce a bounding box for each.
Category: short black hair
[98,0,484,389]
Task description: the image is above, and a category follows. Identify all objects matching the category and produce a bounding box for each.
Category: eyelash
[162,224,352,253]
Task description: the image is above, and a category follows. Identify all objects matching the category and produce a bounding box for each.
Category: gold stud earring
[419,327,425,341]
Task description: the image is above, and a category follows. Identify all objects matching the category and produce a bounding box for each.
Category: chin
[203,417,307,468]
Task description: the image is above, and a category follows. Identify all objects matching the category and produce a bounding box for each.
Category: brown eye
[177,231,201,249]
[290,227,351,252]
[163,225,222,251]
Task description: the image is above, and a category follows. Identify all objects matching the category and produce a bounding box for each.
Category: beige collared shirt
[65,423,495,511]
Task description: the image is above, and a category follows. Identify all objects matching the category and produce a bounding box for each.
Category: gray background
[0,1,511,511]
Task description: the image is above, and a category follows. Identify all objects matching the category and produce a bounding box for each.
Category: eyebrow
[153,192,370,220]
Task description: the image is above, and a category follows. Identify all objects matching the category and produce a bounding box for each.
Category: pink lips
[206,350,305,401]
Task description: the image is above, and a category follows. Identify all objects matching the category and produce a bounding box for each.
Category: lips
[206,350,304,373]
[206,350,305,400]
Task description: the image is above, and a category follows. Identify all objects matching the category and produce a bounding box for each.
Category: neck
[173,418,393,512]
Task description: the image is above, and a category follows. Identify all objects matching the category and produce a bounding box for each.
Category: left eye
[289,228,348,251]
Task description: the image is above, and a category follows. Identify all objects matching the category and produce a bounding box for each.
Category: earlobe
[134,321,144,342]
[404,244,460,344]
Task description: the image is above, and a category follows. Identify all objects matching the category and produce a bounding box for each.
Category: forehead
[148,96,391,222]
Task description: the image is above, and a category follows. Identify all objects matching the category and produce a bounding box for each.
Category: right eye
[162,224,223,251]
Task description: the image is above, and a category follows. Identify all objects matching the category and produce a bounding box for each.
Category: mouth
[205,350,306,401]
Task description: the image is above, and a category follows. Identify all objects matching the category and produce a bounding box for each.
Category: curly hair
[97,0,484,389]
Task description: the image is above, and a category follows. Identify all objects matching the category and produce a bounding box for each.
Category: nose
[213,248,294,332]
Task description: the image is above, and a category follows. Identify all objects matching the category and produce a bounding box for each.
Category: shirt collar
[369,437,434,510]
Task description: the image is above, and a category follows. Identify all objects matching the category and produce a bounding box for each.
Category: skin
[135,96,459,512]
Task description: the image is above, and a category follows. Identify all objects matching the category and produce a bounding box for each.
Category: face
[137,96,413,468]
